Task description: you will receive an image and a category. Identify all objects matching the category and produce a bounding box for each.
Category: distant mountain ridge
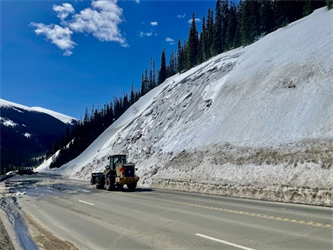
[0,99,76,125]
[0,98,78,173]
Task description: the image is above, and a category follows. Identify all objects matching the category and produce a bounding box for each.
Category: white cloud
[139,31,153,37]
[68,0,127,47]
[31,0,128,55]
[135,0,140,3]
[150,21,158,26]
[53,3,75,21]
[30,23,76,56]
[165,37,175,45]
[188,18,201,24]
[177,14,186,19]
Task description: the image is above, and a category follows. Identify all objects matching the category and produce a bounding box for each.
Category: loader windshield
[119,155,127,163]
[110,155,127,169]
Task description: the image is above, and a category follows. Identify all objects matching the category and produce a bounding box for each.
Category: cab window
[111,156,119,169]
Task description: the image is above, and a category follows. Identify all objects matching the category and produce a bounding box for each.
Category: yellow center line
[117,192,332,228]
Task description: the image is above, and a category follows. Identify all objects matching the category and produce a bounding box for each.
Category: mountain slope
[38,8,333,206]
[0,99,76,125]
[0,99,77,171]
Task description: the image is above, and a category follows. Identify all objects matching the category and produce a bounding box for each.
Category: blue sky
[1,0,216,119]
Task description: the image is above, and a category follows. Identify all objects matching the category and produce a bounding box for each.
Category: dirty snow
[0,193,38,250]
[37,8,333,206]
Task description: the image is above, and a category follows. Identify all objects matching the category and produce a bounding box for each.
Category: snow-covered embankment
[38,8,333,206]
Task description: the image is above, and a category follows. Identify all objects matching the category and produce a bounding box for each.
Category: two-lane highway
[1,174,332,250]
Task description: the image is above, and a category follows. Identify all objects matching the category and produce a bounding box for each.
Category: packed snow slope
[38,8,333,206]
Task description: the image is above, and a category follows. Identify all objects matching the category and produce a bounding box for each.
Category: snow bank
[37,8,333,206]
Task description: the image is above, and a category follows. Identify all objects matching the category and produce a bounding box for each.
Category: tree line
[47,86,141,168]
[175,0,328,73]
[48,0,331,169]
[147,0,330,86]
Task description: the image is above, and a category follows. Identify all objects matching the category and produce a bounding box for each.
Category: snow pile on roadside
[37,8,333,206]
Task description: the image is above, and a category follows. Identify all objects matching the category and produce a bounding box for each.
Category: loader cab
[108,154,127,170]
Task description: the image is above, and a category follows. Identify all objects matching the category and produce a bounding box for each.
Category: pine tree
[303,0,313,16]
[158,49,167,84]
[200,17,208,62]
[273,0,289,28]
[177,39,183,73]
[143,69,149,92]
[130,84,135,105]
[170,51,177,75]
[232,0,242,48]
[221,0,229,52]
[149,57,153,88]
[144,69,148,85]
[285,1,304,23]
[152,60,156,86]
[149,59,156,90]
[260,0,274,35]
[233,19,241,48]
[225,1,237,50]
[328,0,333,9]
[211,0,223,56]
[249,0,260,42]
[303,0,326,16]
[316,0,327,9]
[187,12,199,69]
[122,94,129,112]
[206,8,214,58]
[141,73,146,96]
[240,0,250,45]
[177,40,186,73]
[84,107,89,124]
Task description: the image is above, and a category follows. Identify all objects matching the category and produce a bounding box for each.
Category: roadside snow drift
[38,8,333,206]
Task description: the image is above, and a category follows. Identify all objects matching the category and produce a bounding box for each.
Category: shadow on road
[123,188,154,193]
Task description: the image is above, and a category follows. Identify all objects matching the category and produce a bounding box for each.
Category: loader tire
[105,175,115,191]
[127,183,137,191]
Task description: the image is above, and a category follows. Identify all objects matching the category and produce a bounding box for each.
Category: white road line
[78,189,91,193]
[196,233,256,250]
[79,200,95,206]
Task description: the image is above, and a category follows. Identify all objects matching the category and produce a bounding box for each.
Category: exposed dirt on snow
[0,216,15,250]
[0,180,38,250]
[139,139,333,207]
[24,212,78,250]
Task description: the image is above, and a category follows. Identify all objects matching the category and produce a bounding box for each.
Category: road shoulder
[24,211,79,250]
[0,215,15,250]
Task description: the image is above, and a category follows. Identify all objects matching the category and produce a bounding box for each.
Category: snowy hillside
[0,99,77,125]
[0,98,78,170]
[38,8,333,206]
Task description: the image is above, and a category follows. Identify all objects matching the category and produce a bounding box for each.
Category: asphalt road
[3,174,333,250]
